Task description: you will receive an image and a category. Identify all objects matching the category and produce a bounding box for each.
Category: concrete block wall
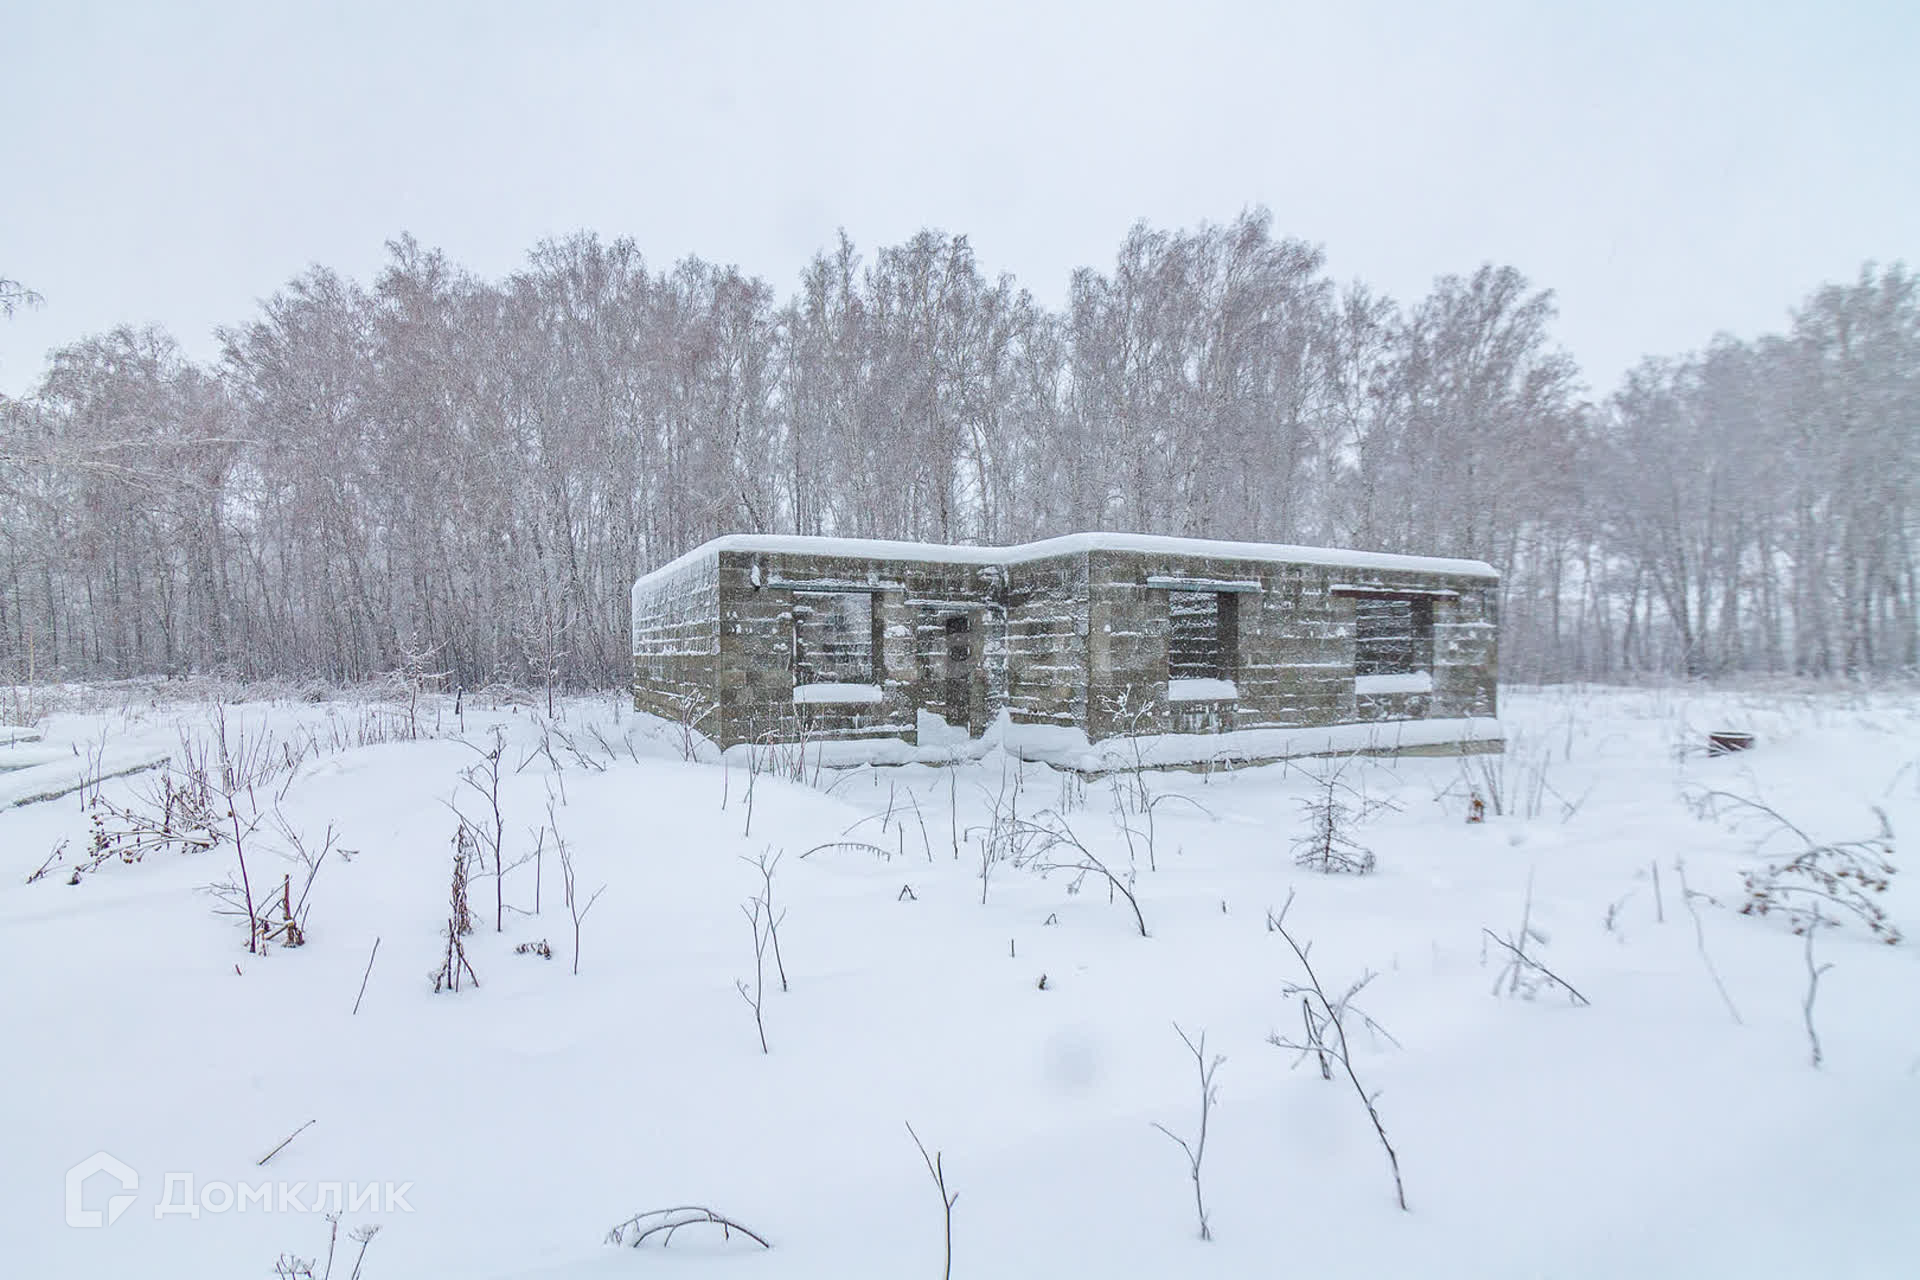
[1002,553,1089,731]
[711,550,1007,746]
[634,540,1498,751]
[629,554,719,726]
[1430,584,1499,719]
[1083,551,1499,742]
[1235,565,1356,731]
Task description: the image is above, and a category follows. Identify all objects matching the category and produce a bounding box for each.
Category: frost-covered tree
[0,219,1910,686]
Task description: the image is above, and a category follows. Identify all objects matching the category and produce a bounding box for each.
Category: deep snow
[3,683,1918,1278]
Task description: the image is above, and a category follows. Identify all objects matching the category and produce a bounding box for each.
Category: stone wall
[1083,550,1498,742]
[1002,553,1089,731]
[1429,584,1500,718]
[710,550,1010,746]
[629,553,719,727]
[634,541,1499,751]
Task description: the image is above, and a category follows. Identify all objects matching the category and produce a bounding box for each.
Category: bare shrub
[666,690,718,763]
[431,829,479,994]
[744,847,789,992]
[1456,729,1585,821]
[963,761,1024,905]
[449,826,476,938]
[80,753,222,876]
[274,1214,381,1279]
[585,717,644,767]
[25,839,67,884]
[391,635,449,741]
[736,896,772,1053]
[739,720,820,818]
[556,817,605,977]
[1482,870,1589,1006]
[455,729,509,932]
[1687,788,1899,943]
[1011,808,1147,937]
[1460,733,1515,817]
[1292,755,1397,874]
[109,710,345,954]
[1267,891,1407,1211]
[268,812,343,947]
[432,921,479,994]
[214,797,267,954]
[901,784,934,862]
[1107,724,1212,872]
[545,715,607,775]
[1150,1023,1223,1241]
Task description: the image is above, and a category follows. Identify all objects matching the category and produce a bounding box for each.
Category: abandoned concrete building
[631,533,1500,762]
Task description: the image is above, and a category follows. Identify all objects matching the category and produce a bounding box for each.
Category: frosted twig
[1802,913,1833,1068]
[906,1123,958,1279]
[258,1118,316,1166]
[351,937,380,1015]
[1481,929,1589,1006]
[1266,891,1407,1210]
[1675,857,1743,1025]
[1150,1023,1223,1241]
[605,1205,770,1250]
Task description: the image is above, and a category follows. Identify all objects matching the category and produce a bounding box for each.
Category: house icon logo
[65,1152,139,1228]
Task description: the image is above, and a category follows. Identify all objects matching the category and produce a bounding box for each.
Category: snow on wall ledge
[633,530,1499,592]
[717,711,1502,772]
[792,682,884,705]
[1356,671,1435,695]
[1167,677,1239,702]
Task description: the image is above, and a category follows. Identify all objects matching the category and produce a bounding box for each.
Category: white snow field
[3,683,1918,1278]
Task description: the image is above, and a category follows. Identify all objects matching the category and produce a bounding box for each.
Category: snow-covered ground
[3,683,1918,1278]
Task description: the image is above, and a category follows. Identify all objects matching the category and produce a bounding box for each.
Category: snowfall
[3,682,1917,1279]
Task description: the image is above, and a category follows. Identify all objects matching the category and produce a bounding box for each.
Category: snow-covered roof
[634,532,1497,592]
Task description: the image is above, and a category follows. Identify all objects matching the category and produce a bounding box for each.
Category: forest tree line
[0,212,1914,689]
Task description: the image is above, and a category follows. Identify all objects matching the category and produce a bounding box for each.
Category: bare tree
[2,219,1912,689]
[0,275,41,318]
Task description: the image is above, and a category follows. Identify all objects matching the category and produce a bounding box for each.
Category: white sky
[3,0,1915,398]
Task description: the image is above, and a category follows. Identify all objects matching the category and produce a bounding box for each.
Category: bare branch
[1151,1022,1223,1241]
[605,1205,771,1250]
[1266,892,1407,1211]
[906,1123,958,1278]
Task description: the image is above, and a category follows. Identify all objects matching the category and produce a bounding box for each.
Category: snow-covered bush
[1291,756,1395,874]
[1688,788,1901,943]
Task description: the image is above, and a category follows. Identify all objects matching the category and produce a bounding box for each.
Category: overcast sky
[4,0,1915,398]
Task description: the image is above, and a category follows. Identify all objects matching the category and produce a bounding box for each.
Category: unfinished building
[631,533,1500,764]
